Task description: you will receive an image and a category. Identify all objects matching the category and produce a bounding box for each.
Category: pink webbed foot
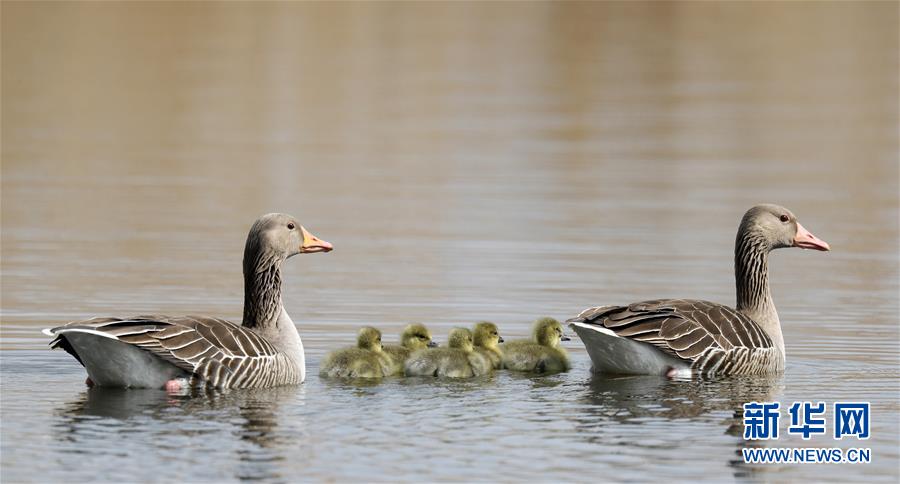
[164,379,183,393]
[85,377,94,387]
[665,366,692,379]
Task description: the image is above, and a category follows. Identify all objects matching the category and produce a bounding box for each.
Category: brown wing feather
[568,299,777,375]
[48,316,284,387]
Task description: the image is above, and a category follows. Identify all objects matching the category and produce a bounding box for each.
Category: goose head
[245,213,333,265]
[534,317,569,348]
[241,213,333,328]
[447,327,475,353]
[401,323,437,350]
[473,321,503,349]
[357,326,384,352]
[739,204,830,252]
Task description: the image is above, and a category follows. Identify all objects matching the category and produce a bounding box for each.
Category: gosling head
[401,323,437,350]
[447,327,474,353]
[533,317,569,348]
[472,321,503,349]
[739,204,830,253]
[357,326,384,352]
[244,213,333,270]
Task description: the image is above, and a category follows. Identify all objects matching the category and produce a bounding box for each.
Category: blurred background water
[1,2,897,482]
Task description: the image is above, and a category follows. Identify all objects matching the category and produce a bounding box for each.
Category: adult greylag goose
[43,213,333,390]
[568,204,829,377]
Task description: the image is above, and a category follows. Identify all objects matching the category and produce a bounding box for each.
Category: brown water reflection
[2,2,897,482]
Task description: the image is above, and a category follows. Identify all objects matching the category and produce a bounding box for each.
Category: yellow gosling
[473,321,504,370]
[319,326,392,378]
[404,327,490,378]
[501,317,571,374]
[383,323,437,375]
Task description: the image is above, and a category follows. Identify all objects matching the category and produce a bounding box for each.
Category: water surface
[2,2,898,482]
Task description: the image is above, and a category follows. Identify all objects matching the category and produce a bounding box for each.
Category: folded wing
[568,299,779,376]
[47,315,293,388]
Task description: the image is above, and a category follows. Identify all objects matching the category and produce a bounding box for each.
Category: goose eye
[287,223,295,230]
[779,214,789,223]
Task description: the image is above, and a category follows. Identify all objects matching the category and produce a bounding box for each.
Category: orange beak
[793,222,830,251]
[300,226,333,254]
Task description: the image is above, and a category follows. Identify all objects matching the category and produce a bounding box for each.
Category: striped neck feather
[242,251,284,330]
[734,229,783,353]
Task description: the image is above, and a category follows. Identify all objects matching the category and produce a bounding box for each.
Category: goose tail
[43,325,186,388]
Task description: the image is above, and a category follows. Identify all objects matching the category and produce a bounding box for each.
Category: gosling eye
[287,223,295,230]
[779,214,789,223]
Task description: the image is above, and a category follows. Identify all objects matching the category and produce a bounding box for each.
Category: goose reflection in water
[53,386,303,481]
[574,373,782,479]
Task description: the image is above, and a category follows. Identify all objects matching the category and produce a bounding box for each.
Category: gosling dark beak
[300,226,334,254]
[427,341,438,348]
[560,334,571,342]
[793,222,830,251]
[498,337,505,343]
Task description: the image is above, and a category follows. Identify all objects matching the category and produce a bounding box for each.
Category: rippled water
[2,2,898,482]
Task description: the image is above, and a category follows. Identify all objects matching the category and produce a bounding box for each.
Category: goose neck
[734,231,784,353]
[242,251,284,330]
